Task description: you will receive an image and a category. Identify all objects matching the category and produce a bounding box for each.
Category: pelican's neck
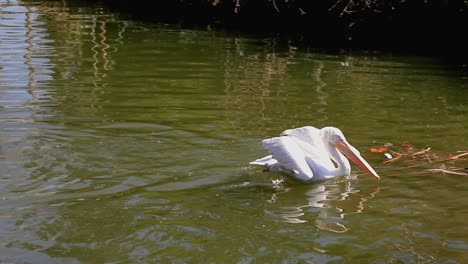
[325,143,351,177]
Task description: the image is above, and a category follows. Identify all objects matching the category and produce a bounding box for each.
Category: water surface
[1,0,467,263]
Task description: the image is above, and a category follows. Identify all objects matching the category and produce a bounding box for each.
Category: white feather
[261,136,314,182]
[280,126,334,168]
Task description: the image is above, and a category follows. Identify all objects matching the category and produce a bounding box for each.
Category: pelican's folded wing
[280,126,320,144]
[280,126,334,168]
[262,137,314,182]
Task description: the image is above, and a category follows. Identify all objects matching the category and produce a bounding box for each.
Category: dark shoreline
[100,0,468,70]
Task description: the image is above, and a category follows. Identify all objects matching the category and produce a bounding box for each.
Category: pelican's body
[250,126,380,182]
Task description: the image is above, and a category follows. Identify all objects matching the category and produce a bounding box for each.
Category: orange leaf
[370,147,388,153]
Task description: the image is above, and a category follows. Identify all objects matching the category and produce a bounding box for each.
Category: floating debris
[413,166,468,176]
[370,147,388,153]
[384,153,393,159]
[368,142,468,176]
[272,178,286,188]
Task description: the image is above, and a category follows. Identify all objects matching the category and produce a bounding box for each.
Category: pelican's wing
[249,155,277,166]
[262,136,314,182]
[280,126,320,145]
[280,126,333,167]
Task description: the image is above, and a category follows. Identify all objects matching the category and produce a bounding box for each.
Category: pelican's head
[322,127,380,179]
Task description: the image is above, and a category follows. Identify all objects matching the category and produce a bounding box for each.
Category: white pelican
[250,126,380,182]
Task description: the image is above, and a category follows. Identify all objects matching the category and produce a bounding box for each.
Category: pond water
[1,0,467,263]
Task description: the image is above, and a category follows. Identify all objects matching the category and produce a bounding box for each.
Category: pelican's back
[280,126,334,168]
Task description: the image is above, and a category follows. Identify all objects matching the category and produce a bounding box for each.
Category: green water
[1,0,467,263]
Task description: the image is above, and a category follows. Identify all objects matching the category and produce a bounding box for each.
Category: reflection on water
[223,42,333,132]
[1,0,468,263]
[266,179,380,233]
[0,0,119,202]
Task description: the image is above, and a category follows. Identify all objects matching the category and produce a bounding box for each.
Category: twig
[412,147,431,157]
[342,0,355,16]
[413,168,468,176]
[272,0,280,13]
[424,153,432,164]
[328,0,345,12]
[234,0,240,13]
[448,152,468,160]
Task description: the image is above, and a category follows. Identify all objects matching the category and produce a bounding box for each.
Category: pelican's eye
[330,133,344,144]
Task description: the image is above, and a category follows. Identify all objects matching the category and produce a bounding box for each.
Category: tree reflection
[221,38,332,134]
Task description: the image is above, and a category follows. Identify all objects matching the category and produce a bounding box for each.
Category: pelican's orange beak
[334,139,380,179]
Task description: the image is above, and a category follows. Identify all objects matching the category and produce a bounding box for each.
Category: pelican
[250,126,380,182]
